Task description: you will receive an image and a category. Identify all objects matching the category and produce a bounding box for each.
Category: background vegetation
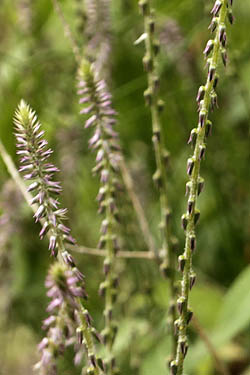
[0,0,249,374]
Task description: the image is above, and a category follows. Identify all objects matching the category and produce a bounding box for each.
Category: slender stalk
[0,138,34,208]
[119,158,156,255]
[171,2,234,374]
[71,245,155,259]
[138,0,177,358]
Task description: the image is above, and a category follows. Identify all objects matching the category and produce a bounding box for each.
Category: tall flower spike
[14,100,105,375]
[172,2,234,374]
[138,0,178,360]
[78,60,120,375]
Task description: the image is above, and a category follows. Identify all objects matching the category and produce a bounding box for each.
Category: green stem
[139,0,177,358]
[173,2,231,374]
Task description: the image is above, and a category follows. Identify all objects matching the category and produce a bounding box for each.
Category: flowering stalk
[171,2,234,374]
[14,100,105,375]
[138,0,177,358]
[78,60,120,375]
[84,0,112,80]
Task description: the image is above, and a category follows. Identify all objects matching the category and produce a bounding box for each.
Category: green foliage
[0,0,249,374]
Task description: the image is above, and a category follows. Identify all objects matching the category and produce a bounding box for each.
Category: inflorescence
[78,60,121,374]
[14,100,105,375]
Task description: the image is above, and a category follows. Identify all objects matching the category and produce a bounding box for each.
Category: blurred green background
[0,0,249,374]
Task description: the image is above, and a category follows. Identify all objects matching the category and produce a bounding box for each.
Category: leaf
[185,265,250,372]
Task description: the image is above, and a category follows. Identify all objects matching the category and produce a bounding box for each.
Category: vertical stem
[138,0,177,358]
[172,2,233,374]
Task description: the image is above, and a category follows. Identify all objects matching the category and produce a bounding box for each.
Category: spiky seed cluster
[14,101,105,375]
[14,100,76,258]
[84,0,112,79]
[172,2,234,374]
[35,262,104,375]
[138,0,177,358]
[78,60,120,372]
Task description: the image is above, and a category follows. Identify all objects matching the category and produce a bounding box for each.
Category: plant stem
[138,0,177,358]
[172,2,233,374]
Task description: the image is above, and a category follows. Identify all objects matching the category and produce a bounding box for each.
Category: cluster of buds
[14,100,105,375]
[78,60,121,372]
[84,0,112,80]
[172,1,234,374]
[35,262,105,375]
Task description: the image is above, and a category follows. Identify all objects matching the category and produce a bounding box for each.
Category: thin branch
[119,158,156,256]
[0,139,35,210]
[71,244,155,260]
[192,315,230,375]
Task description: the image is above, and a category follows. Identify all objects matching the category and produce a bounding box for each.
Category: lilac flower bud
[203,40,214,57]
[187,128,198,147]
[211,0,222,17]
[187,158,194,176]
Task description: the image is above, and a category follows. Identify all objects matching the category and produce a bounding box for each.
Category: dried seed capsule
[181,214,188,230]
[187,199,195,214]
[213,74,219,89]
[221,48,227,67]
[219,25,226,44]
[186,309,193,325]
[180,338,188,357]
[157,99,165,112]
[139,0,149,15]
[153,40,160,55]
[185,181,192,196]
[178,255,186,272]
[170,361,178,375]
[197,177,205,196]
[149,19,155,33]
[205,120,212,138]
[143,54,153,72]
[177,296,186,314]
[199,110,206,127]
[189,272,196,290]
[190,235,196,251]
[208,66,216,82]
[144,88,153,106]
[199,144,206,160]
[227,9,234,25]
[194,209,200,225]
[153,169,162,188]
